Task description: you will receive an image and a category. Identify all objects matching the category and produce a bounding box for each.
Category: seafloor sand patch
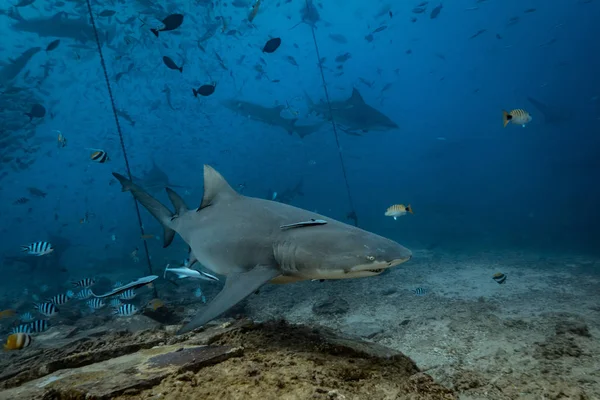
[245,250,600,399]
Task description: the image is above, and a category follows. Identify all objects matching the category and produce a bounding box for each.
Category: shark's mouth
[366,268,384,274]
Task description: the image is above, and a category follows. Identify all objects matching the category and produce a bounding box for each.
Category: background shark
[0,47,40,87]
[527,95,573,126]
[222,99,324,138]
[306,88,399,133]
[129,160,187,193]
[112,165,412,334]
[11,12,114,44]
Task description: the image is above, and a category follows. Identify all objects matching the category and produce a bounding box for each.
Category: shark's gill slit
[85,0,158,294]
[305,0,358,228]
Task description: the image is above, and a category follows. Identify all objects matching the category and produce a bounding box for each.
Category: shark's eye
[367,255,375,261]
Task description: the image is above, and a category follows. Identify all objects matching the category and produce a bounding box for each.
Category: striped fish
[47,293,70,305]
[87,298,105,310]
[502,108,532,127]
[11,324,32,334]
[20,312,34,322]
[113,303,138,317]
[34,302,58,317]
[385,204,413,220]
[90,150,109,163]
[3,333,32,350]
[30,319,49,333]
[73,278,95,288]
[412,287,427,296]
[109,298,122,308]
[75,288,93,300]
[20,241,54,256]
[119,289,136,300]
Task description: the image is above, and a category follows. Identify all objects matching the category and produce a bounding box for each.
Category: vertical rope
[85,0,158,295]
[305,2,359,227]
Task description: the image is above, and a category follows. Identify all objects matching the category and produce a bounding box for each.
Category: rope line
[305,2,359,227]
[85,0,157,290]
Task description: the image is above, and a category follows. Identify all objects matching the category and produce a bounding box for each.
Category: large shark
[0,47,40,87]
[112,165,412,334]
[222,99,324,138]
[307,88,399,133]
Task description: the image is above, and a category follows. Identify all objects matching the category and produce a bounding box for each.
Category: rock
[342,321,383,339]
[555,321,591,337]
[312,297,350,316]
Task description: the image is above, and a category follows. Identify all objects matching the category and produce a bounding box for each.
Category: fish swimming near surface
[112,165,412,334]
[3,333,32,350]
[502,109,532,127]
[151,14,184,37]
[385,204,414,220]
[306,88,399,133]
[21,241,53,256]
[222,99,323,138]
[493,272,507,284]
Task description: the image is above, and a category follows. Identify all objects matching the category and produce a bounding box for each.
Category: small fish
[262,37,281,53]
[502,109,532,127]
[151,14,184,37]
[192,84,216,97]
[75,288,93,300]
[29,319,49,333]
[194,287,206,303]
[47,293,70,305]
[3,333,32,351]
[79,211,94,224]
[46,39,60,52]
[164,264,219,281]
[113,303,138,316]
[25,103,46,121]
[493,272,507,284]
[130,247,139,263]
[87,298,105,310]
[0,309,15,319]
[73,278,95,288]
[98,10,116,17]
[147,298,165,311]
[248,0,261,22]
[372,25,387,33]
[20,312,34,322]
[34,302,58,317]
[430,3,443,19]
[56,130,67,148]
[109,298,122,308]
[90,150,109,163]
[13,197,30,205]
[21,241,54,256]
[11,324,32,334]
[162,56,183,72]
[27,187,47,198]
[385,204,414,220]
[119,289,136,300]
[413,287,427,296]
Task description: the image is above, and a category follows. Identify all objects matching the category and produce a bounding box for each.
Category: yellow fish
[248,0,261,22]
[0,309,15,320]
[3,333,32,351]
[502,109,532,128]
[56,131,67,148]
[385,204,413,220]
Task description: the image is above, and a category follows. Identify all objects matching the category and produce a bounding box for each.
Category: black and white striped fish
[90,150,109,163]
[75,288,93,300]
[73,278,95,288]
[87,298,105,310]
[11,324,32,334]
[113,303,138,317]
[109,298,122,308]
[34,302,58,317]
[20,241,54,256]
[30,319,49,333]
[119,289,136,300]
[412,287,427,296]
[47,293,70,305]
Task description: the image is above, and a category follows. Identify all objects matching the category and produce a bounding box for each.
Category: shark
[222,99,324,138]
[526,96,573,127]
[306,88,399,134]
[131,160,187,193]
[112,165,412,334]
[0,47,40,87]
[12,12,112,44]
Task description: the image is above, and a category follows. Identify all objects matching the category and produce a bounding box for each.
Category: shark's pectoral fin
[177,265,280,335]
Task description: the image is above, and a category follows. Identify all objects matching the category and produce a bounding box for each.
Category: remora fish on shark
[222,99,324,138]
[112,165,412,335]
[306,88,399,133]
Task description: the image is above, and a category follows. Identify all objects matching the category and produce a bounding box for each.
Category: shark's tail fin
[112,173,176,248]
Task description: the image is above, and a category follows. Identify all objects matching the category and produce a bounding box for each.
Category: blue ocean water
[0,0,599,348]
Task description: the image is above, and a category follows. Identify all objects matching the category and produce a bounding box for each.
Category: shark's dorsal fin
[166,187,188,215]
[199,165,238,210]
[350,88,365,104]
